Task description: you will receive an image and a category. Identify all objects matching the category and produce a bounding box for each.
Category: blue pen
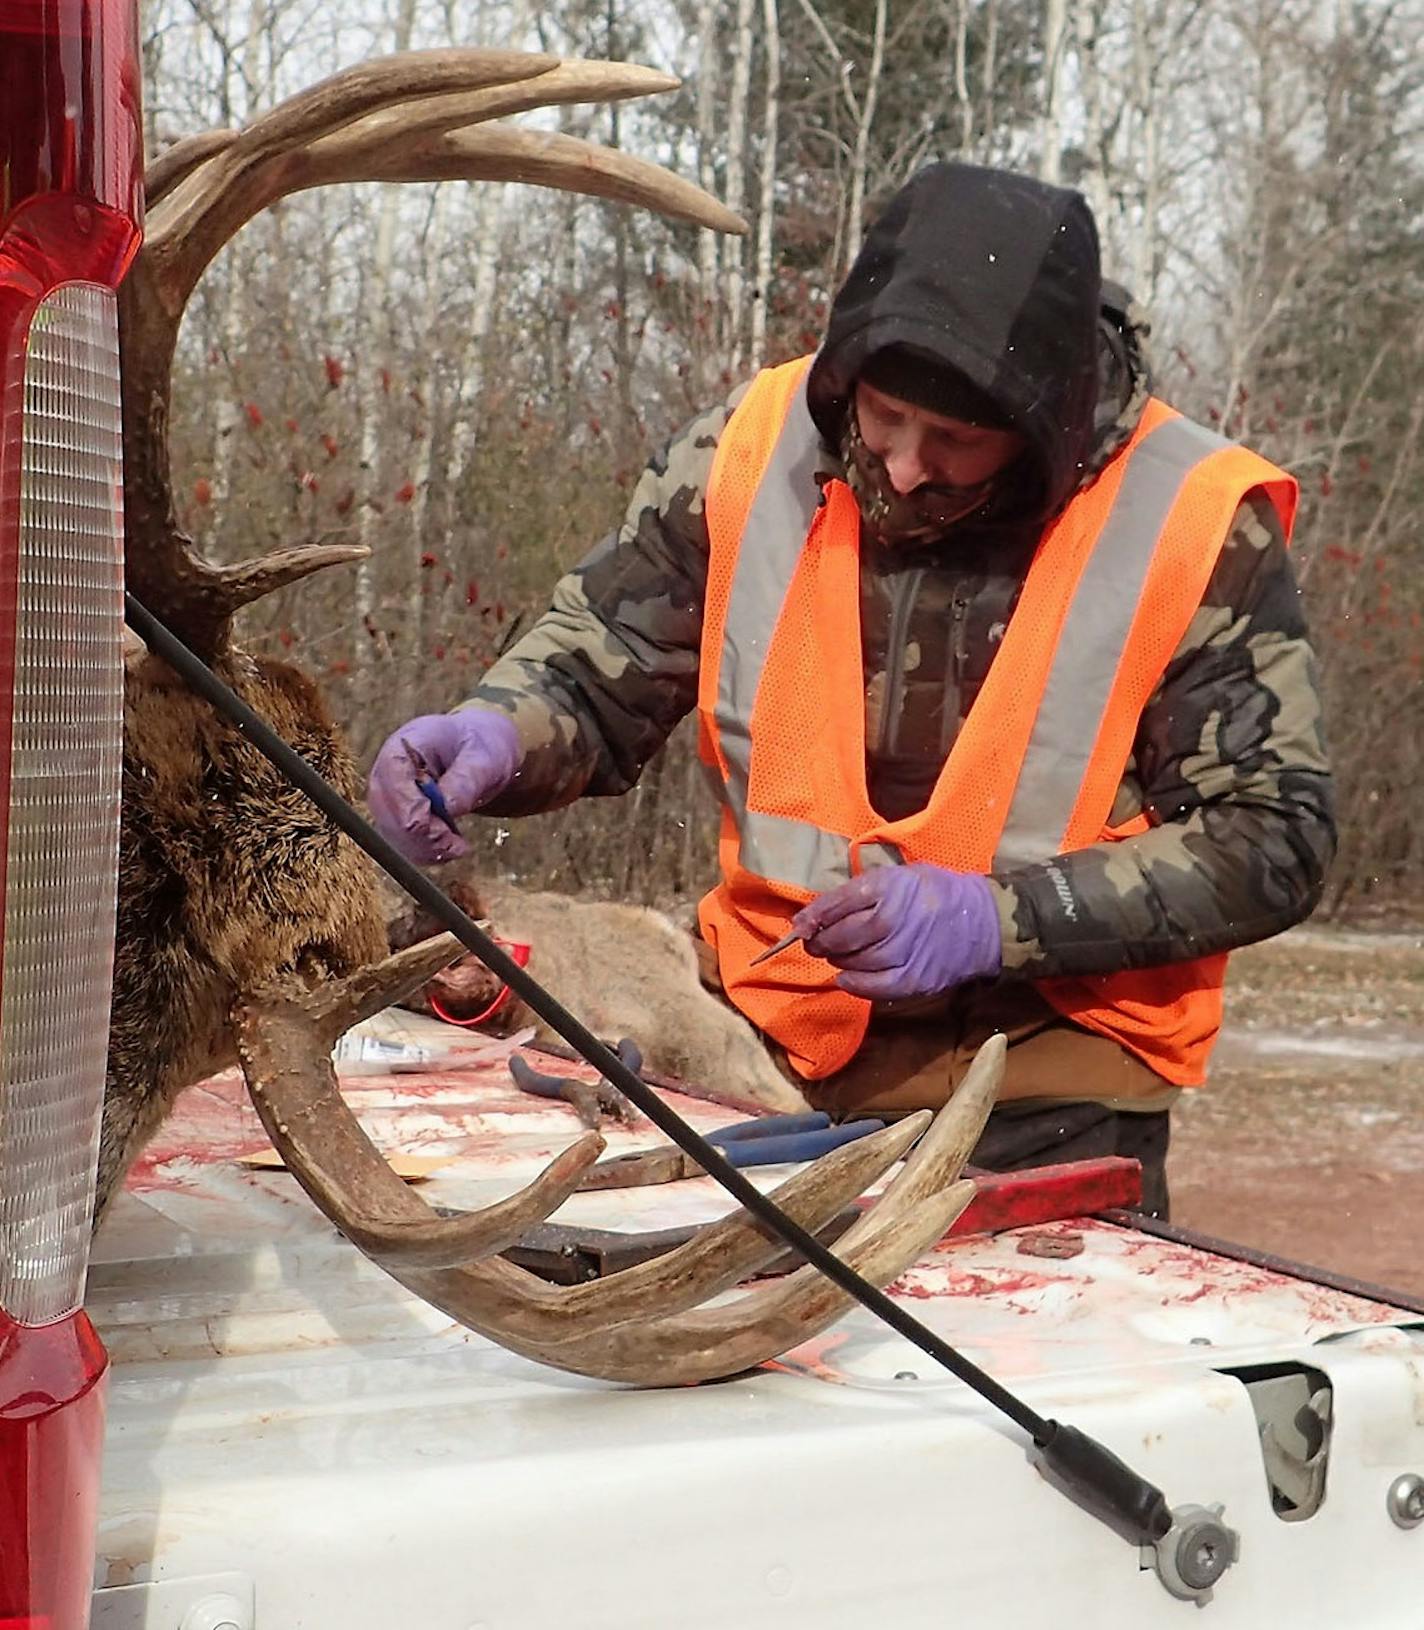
[401,736,462,834]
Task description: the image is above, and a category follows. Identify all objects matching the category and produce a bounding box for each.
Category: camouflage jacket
[467,310,1335,983]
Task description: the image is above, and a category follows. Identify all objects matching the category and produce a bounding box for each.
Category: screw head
[1175,1516,1233,1590]
[1387,1473,1424,1530]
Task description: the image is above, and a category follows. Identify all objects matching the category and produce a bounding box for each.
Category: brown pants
[694,943,1172,1217]
[801,980,1172,1115]
[809,982,1174,1217]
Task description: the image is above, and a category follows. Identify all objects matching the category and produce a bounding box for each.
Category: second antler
[234,939,1002,1386]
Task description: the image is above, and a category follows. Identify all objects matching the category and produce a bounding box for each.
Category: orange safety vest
[696,355,1297,1087]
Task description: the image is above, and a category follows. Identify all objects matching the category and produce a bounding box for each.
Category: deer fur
[384,874,811,1115]
[100,647,386,1215]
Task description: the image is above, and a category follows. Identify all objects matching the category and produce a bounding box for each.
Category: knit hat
[857,345,1015,429]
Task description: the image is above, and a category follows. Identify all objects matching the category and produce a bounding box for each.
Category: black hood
[807,162,1104,525]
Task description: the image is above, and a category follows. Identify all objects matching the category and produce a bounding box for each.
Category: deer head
[109,48,1001,1385]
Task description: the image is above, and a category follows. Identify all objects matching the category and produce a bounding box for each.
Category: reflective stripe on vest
[994,411,1238,866]
[708,371,860,888]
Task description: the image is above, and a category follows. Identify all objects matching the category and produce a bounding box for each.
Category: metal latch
[1223,1362,1333,1521]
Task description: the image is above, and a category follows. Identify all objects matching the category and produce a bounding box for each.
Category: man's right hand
[367,710,522,864]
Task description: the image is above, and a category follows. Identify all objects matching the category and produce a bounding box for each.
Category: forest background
[143,0,1424,912]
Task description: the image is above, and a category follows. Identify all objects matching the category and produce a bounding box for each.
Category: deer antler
[233,943,1003,1386]
[122,49,746,656]
[114,48,991,1386]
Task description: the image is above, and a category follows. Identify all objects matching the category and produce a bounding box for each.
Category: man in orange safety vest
[370,163,1334,1216]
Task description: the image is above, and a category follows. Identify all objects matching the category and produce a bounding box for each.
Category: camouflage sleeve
[992,491,1336,978]
[461,389,747,814]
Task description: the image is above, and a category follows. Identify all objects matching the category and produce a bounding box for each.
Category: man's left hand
[791,864,1002,1001]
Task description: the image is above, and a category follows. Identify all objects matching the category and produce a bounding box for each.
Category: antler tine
[475,1179,980,1384]
[869,1032,1004,1210]
[224,48,559,154]
[299,61,683,167]
[238,936,932,1284]
[236,931,1004,1384]
[353,126,748,234]
[143,56,710,309]
[428,1040,1002,1382]
[301,934,467,1039]
[528,1113,931,1322]
[136,543,372,642]
[145,129,238,208]
[145,52,560,305]
[303,1127,607,1271]
[234,950,610,1272]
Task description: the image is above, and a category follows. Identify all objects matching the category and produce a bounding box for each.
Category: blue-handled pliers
[576,1109,887,1190]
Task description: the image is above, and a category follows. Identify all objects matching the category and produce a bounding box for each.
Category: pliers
[575,1111,888,1191]
[509,1038,643,1130]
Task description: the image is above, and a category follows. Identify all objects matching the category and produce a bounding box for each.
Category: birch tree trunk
[1126,0,1168,305]
[750,0,781,371]
[1073,0,1113,230]
[722,0,757,371]
[408,190,448,554]
[442,185,506,523]
[695,0,721,387]
[844,0,887,271]
[441,0,529,524]
[351,0,418,707]
[400,185,451,716]
[606,0,636,442]
[1038,0,1070,183]
[980,0,1000,156]
[211,0,269,512]
[953,0,975,157]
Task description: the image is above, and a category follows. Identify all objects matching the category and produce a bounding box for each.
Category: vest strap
[993,413,1234,866]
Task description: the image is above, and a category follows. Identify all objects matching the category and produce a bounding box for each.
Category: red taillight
[0,1309,107,1628]
[0,3,142,1626]
[0,0,144,293]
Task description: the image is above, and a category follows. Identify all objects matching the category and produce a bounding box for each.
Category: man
[368,163,1335,1216]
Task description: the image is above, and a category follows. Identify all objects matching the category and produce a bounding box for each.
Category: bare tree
[751,0,782,368]
[1037,0,1070,181]
[349,0,419,712]
[843,0,887,267]
[723,0,757,367]
[694,0,722,378]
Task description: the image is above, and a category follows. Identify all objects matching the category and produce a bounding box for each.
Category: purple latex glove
[367,710,521,864]
[791,863,1002,1002]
